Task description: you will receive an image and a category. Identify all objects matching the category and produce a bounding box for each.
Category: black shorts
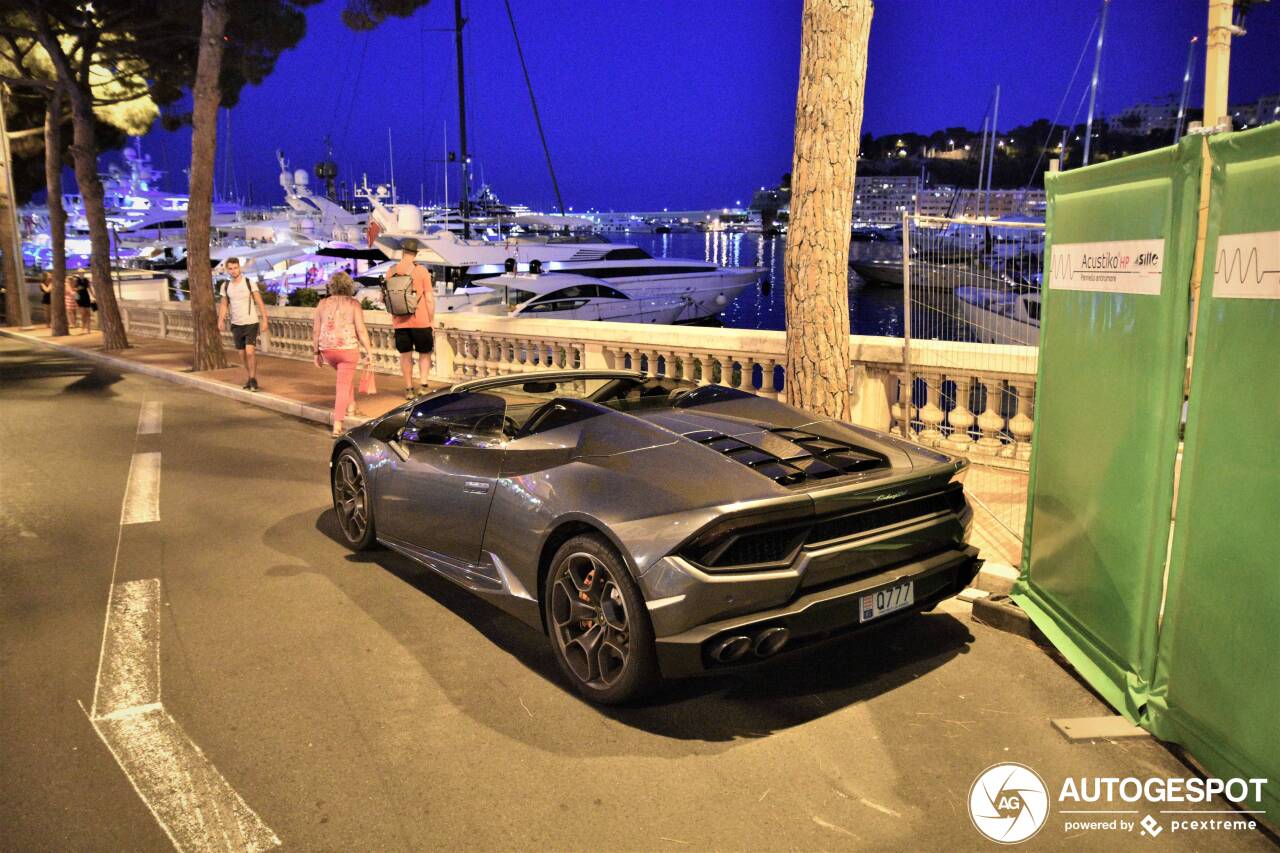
[394,327,434,354]
[232,323,260,350]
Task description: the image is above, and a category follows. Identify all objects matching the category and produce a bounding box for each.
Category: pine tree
[783,0,873,419]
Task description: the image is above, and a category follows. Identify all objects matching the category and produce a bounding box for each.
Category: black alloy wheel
[333,448,377,550]
[544,534,659,704]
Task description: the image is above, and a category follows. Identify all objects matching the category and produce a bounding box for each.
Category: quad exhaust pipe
[753,627,789,657]
[710,626,790,663]
[710,635,752,663]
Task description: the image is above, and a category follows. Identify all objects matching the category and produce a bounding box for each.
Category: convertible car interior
[392,375,749,449]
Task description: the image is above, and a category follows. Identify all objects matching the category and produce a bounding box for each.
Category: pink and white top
[313,296,361,351]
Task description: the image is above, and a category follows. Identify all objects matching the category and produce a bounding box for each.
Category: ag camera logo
[969,763,1050,844]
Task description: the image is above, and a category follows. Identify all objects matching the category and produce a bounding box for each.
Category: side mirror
[370,411,408,442]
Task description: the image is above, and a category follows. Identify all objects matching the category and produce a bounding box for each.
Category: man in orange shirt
[390,238,436,399]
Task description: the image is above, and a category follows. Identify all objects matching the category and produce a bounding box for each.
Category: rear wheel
[543,534,660,704]
[332,448,377,551]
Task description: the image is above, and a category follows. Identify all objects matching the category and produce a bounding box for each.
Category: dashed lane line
[92,578,161,719]
[120,451,161,525]
[87,400,281,851]
[137,401,163,435]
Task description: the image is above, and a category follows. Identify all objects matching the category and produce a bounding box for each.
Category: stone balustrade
[116,300,1037,468]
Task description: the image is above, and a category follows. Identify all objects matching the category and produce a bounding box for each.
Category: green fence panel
[1146,124,1280,817]
[1012,139,1201,720]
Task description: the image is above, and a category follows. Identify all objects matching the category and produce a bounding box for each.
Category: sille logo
[969,763,1050,844]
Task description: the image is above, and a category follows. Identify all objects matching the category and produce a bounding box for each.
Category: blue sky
[133,0,1280,210]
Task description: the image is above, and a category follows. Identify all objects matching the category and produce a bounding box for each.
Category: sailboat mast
[1175,36,1199,142]
[454,0,472,238]
[975,115,989,215]
[985,84,1000,219]
[1083,0,1110,166]
[388,126,396,205]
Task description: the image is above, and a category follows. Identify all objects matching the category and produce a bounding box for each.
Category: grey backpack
[381,269,419,316]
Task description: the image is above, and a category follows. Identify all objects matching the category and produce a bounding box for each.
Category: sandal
[331,419,344,437]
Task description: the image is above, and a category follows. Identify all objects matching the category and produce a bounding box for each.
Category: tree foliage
[341,0,433,31]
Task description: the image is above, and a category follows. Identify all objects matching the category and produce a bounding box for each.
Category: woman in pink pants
[311,272,371,436]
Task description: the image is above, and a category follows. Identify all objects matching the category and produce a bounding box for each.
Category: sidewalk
[0,325,446,427]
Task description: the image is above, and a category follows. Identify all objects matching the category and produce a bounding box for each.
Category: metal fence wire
[899,213,1045,563]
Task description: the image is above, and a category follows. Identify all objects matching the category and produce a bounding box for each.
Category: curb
[971,593,1047,644]
[973,561,1019,597]
[1,328,337,427]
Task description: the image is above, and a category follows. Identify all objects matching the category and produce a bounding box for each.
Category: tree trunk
[66,87,128,350]
[46,88,69,337]
[0,202,21,326]
[0,87,24,327]
[186,0,229,371]
[783,0,873,420]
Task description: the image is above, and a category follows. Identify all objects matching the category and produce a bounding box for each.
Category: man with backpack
[382,238,436,399]
[215,257,270,391]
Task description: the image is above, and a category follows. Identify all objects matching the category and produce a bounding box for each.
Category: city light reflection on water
[620,231,906,336]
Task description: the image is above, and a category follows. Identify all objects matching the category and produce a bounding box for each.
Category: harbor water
[623,231,907,335]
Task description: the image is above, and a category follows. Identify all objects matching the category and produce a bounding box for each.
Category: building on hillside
[1231,92,1280,129]
[1112,95,1179,136]
[949,189,1046,219]
[852,176,920,225]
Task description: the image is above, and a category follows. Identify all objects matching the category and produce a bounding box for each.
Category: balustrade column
[943,376,975,452]
[890,372,910,436]
[717,355,733,387]
[764,359,781,399]
[736,358,755,394]
[917,373,945,444]
[974,377,1006,453]
[1007,379,1035,460]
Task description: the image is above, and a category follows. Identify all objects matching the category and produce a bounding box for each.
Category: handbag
[358,361,377,395]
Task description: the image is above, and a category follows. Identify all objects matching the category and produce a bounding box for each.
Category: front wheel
[332,448,378,551]
[543,534,660,704]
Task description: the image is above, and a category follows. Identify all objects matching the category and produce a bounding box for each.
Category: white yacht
[455,272,688,323]
[352,189,758,323]
[75,142,240,245]
[955,286,1041,345]
[276,152,367,244]
[355,270,687,324]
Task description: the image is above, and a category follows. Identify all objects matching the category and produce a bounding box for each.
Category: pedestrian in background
[312,271,371,437]
[388,238,436,399]
[40,272,52,327]
[62,275,78,332]
[216,257,269,391]
[74,275,94,334]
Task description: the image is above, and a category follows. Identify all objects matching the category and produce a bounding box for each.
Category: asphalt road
[1,335,1274,852]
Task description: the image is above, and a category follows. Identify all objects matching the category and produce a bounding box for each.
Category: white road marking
[83,401,281,851]
[120,451,161,525]
[86,703,281,853]
[92,578,161,718]
[138,401,163,435]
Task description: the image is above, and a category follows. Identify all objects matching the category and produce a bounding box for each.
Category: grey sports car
[330,369,979,704]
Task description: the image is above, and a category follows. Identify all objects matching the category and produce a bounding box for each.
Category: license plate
[859,580,914,623]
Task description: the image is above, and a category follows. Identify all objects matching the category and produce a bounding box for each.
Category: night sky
[133,0,1280,211]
